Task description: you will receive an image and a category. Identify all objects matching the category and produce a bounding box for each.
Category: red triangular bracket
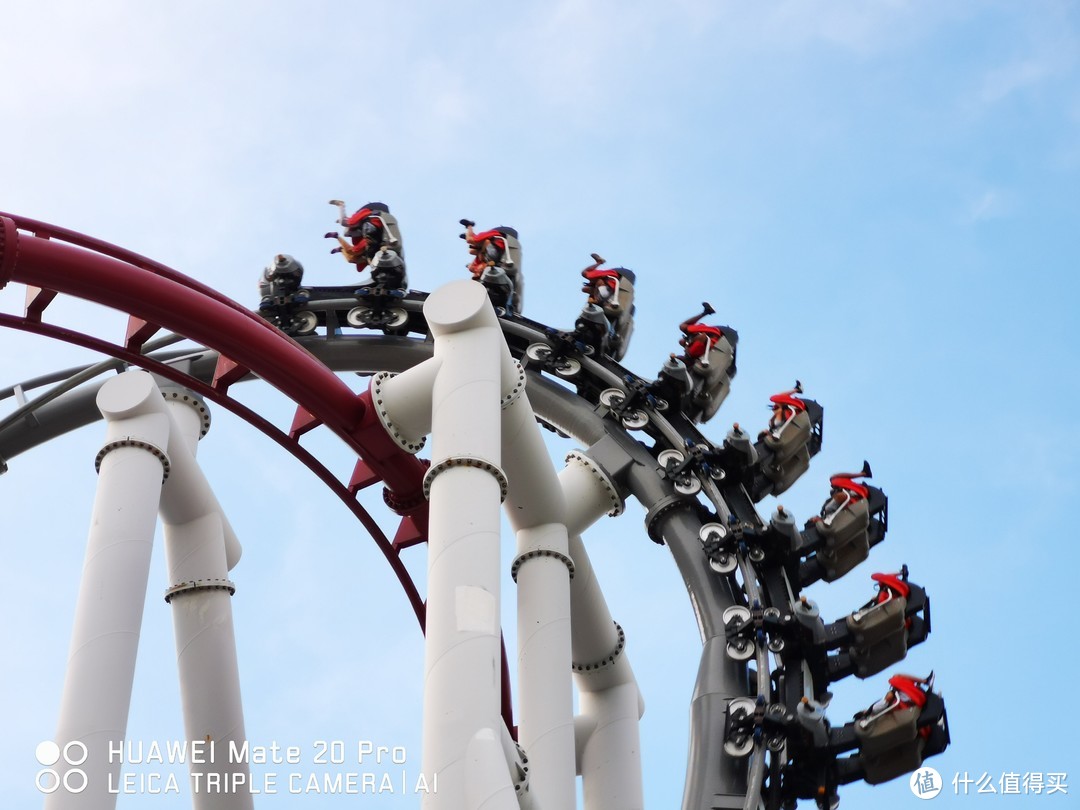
[348,459,381,494]
[289,405,322,440]
[212,355,249,393]
[393,515,427,550]
[125,315,161,352]
[24,286,58,322]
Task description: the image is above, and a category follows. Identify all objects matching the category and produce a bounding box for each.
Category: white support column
[421,279,516,810]
[561,453,645,810]
[374,280,642,808]
[576,682,643,809]
[47,371,171,810]
[159,388,252,810]
[368,358,442,454]
[502,357,576,810]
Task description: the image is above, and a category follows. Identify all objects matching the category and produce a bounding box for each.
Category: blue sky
[2,1,1078,807]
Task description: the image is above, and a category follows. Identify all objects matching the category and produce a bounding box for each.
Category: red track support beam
[289,405,321,440]
[125,315,161,352]
[348,459,381,494]
[392,515,426,550]
[212,355,250,392]
[23,286,57,322]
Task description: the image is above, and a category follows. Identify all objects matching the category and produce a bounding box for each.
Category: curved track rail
[0,213,940,809]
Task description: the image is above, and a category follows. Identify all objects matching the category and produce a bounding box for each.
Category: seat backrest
[617,274,635,314]
[378,210,404,252]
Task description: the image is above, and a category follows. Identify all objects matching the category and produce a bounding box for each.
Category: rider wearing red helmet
[676,302,722,364]
[325,201,401,272]
[459,219,523,314]
[814,460,873,521]
[462,221,513,278]
[581,253,622,310]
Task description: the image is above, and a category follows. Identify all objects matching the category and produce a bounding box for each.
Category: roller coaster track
[0,212,947,809]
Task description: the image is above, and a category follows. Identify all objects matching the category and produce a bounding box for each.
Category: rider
[675,302,723,366]
[813,460,873,521]
[858,673,933,724]
[326,201,398,271]
[581,253,622,313]
[766,381,804,434]
[460,219,521,313]
[461,221,514,277]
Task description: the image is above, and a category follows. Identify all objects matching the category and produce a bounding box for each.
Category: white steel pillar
[561,453,645,810]
[47,371,171,810]
[159,387,251,810]
[502,358,576,810]
[421,280,517,810]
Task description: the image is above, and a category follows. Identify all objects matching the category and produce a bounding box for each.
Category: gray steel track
[0,301,756,810]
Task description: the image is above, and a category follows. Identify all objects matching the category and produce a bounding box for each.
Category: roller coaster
[0,207,949,810]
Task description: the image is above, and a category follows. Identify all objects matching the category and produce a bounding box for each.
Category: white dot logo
[35,741,88,794]
[909,766,942,800]
[36,741,60,767]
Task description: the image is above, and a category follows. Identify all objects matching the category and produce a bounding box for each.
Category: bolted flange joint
[572,621,626,672]
[502,360,526,409]
[508,741,531,798]
[644,494,703,544]
[423,455,508,502]
[384,459,430,514]
[160,387,212,438]
[164,578,236,603]
[566,450,624,516]
[510,548,575,582]
[96,437,171,482]
[371,371,427,454]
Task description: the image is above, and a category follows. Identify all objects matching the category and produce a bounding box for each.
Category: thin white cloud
[760,0,932,55]
[977,3,1078,105]
[968,188,1007,222]
[980,58,1054,103]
